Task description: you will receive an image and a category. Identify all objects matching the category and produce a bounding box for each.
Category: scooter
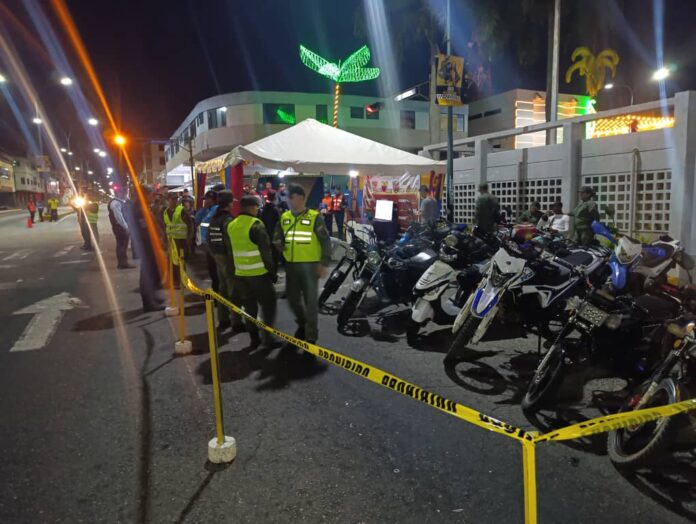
[408,231,493,341]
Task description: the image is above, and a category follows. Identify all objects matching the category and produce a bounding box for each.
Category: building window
[207,109,218,129]
[263,103,296,125]
[316,104,328,124]
[400,110,416,129]
[197,113,205,126]
[219,108,227,127]
[20,177,25,184]
[350,106,364,119]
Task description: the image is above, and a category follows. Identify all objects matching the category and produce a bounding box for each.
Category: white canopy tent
[196,118,444,176]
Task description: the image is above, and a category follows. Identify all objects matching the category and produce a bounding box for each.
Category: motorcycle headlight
[490,263,514,287]
[368,251,381,266]
[345,247,357,261]
[604,314,622,330]
[444,234,458,248]
[387,257,405,269]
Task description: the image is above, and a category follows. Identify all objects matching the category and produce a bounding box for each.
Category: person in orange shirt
[320,190,333,235]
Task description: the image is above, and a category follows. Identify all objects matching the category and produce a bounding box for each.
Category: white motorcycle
[408,232,492,342]
[443,239,610,364]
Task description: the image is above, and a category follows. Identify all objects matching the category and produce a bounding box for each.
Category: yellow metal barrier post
[164,241,179,317]
[205,292,236,463]
[522,440,538,524]
[174,249,192,355]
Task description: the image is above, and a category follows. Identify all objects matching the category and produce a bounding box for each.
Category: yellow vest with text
[280,209,321,263]
[163,205,188,240]
[227,214,268,277]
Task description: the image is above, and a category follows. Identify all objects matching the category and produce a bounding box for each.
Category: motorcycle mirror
[679,252,695,271]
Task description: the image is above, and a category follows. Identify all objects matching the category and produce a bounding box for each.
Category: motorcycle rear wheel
[607,379,684,470]
[443,316,481,364]
[337,289,362,328]
[522,345,566,413]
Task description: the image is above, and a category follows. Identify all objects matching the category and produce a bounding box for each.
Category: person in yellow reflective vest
[273,184,332,345]
[163,193,190,287]
[227,195,280,350]
[47,196,60,222]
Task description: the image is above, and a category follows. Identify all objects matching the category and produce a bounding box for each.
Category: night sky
[2,0,696,160]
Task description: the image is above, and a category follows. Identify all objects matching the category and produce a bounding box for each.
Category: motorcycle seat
[634,294,680,321]
[561,251,595,267]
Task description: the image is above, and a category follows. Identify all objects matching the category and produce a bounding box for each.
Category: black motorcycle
[318,225,372,309]
[522,288,682,413]
[607,318,696,469]
[336,235,439,329]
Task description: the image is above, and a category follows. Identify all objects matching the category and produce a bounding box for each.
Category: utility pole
[546,0,561,144]
[188,135,195,207]
[445,0,454,221]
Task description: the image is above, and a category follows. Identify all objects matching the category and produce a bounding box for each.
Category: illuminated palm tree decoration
[565,47,620,98]
[300,44,380,127]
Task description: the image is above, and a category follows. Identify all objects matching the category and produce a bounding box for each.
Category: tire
[607,379,684,470]
[443,316,481,364]
[318,271,344,308]
[522,345,566,413]
[406,319,422,344]
[337,289,363,328]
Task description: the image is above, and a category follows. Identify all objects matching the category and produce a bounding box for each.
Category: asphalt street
[0,208,694,523]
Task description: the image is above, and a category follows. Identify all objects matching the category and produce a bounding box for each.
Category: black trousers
[206,250,219,292]
[139,250,162,310]
[113,226,130,267]
[235,274,277,343]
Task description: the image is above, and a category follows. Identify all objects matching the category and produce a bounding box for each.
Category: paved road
[0,209,692,523]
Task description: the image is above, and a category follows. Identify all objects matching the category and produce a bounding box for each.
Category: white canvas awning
[197,119,444,176]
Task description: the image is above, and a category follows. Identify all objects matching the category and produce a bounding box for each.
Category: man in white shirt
[538,201,570,236]
[108,188,134,269]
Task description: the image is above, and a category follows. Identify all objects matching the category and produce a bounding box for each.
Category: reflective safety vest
[227,214,267,276]
[48,198,59,210]
[163,205,188,240]
[86,203,99,224]
[280,209,321,263]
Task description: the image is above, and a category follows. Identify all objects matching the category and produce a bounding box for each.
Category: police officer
[228,195,279,350]
[195,190,219,289]
[571,186,600,245]
[131,186,165,311]
[274,184,332,345]
[207,190,245,332]
[108,187,133,269]
[474,183,500,234]
[75,191,100,251]
[162,193,188,286]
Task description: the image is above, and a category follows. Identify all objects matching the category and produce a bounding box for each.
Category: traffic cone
[27,217,32,228]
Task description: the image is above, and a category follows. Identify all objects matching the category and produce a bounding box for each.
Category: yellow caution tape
[534,398,696,443]
[181,269,536,443]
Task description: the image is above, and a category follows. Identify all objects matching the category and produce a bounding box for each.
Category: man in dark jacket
[260,190,281,274]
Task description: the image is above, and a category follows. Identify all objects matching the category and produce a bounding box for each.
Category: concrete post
[670,91,696,258]
[560,122,584,212]
[474,138,490,188]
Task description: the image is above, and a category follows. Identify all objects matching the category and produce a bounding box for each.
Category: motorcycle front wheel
[337,289,363,328]
[318,267,347,308]
[522,344,566,413]
[443,316,481,364]
[607,379,684,470]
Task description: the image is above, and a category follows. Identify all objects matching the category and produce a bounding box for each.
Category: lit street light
[98,151,107,158]
[75,166,81,171]
[32,117,42,125]
[88,117,98,126]
[653,67,670,81]
[68,151,73,156]
[87,170,93,175]
[60,147,67,153]
[114,134,127,147]
[59,76,73,86]
[603,82,634,106]
[0,74,6,83]
[93,148,101,154]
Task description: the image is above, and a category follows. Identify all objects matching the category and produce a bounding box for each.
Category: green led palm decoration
[299,44,380,127]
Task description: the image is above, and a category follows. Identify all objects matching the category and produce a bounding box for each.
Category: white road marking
[0,264,15,269]
[10,293,84,352]
[52,245,76,258]
[59,260,89,265]
[3,249,33,261]
[58,213,75,223]
[0,282,17,290]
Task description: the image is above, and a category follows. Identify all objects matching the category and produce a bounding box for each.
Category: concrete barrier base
[174,339,192,355]
[208,436,236,464]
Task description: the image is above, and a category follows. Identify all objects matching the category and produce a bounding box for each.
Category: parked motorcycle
[408,231,495,341]
[607,319,696,469]
[522,288,682,413]
[336,232,440,329]
[443,238,610,364]
[319,225,372,309]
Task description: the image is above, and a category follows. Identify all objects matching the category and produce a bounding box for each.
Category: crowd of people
[25,195,61,223]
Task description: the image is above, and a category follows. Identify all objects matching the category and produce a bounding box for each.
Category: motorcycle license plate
[578,302,608,327]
